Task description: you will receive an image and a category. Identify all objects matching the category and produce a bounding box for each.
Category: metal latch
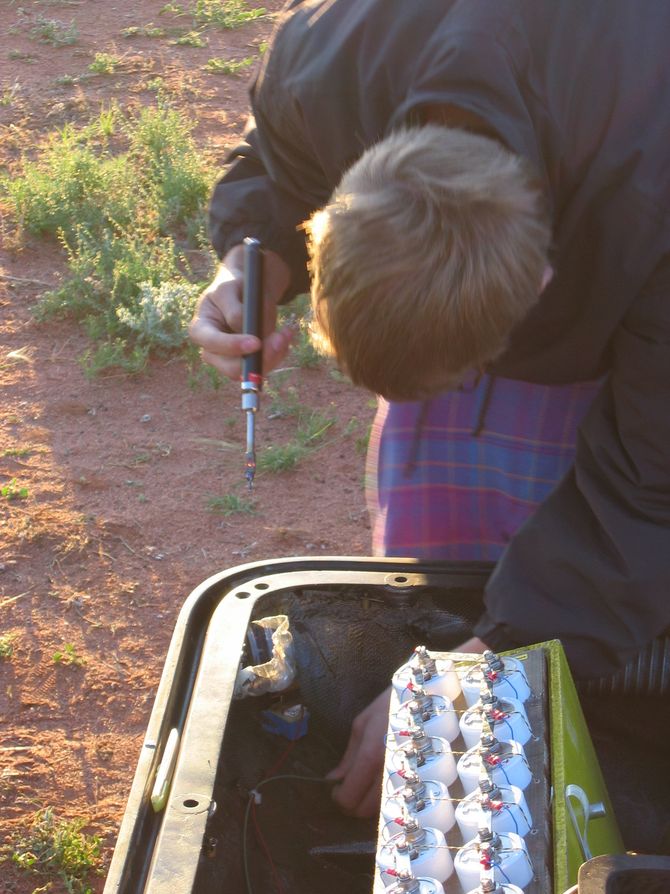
[565,783,607,860]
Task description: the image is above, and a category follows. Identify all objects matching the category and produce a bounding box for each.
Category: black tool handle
[242,237,264,382]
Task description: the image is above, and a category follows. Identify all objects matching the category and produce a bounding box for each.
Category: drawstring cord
[404,372,496,477]
[473,374,496,436]
[405,400,431,477]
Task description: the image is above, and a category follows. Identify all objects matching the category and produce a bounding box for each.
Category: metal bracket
[565,783,607,861]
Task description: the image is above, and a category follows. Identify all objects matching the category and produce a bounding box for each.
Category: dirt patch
[0,3,373,890]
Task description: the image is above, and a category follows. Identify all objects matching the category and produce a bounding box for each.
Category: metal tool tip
[245,464,255,491]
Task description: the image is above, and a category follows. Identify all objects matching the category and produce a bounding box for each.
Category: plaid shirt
[367,374,601,561]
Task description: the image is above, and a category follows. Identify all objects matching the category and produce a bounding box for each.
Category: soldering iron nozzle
[245,452,256,491]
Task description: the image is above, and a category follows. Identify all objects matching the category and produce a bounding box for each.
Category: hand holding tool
[241,237,264,490]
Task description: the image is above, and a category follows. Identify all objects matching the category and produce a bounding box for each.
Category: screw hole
[183,798,199,809]
[394,576,408,583]
[236,591,251,599]
[254,582,269,590]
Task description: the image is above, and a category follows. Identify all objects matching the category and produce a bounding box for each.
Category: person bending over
[189,0,670,818]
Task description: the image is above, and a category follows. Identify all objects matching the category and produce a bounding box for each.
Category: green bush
[2,104,214,373]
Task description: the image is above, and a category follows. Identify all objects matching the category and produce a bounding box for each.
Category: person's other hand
[327,637,489,817]
[189,244,294,379]
[327,686,393,817]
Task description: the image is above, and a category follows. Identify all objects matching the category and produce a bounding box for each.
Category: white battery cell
[454,831,534,891]
[461,652,531,707]
[386,731,458,788]
[459,696,531,750]
[383,875,445,894]
[392,646,461,704]
[377,823,453,886]
[455,781,532,841]
[382,777,455,835]
[390,690,460,743]
[457,736,532,794]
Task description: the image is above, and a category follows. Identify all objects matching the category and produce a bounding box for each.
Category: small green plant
[9,50,37,62]
[160,2,185,14]
[0,635,15,660]
[171,30,207,46]
[121,24,166,38]
[80,340,149,377]
[257,442,307,474]
[1,479,29,500]
[52,642,84,666]
[54,74,77,86]
[192,0,266,29]
[257,400,337,476]
[296,410,335,445]
[9,807,101,893]
[207,492,257,515]
[291,321,321,367]
[278,293,322,368]
[187,352,223,390]
[265,379,301,419]
[204,55,254,75]
[88,52,122,75]
[96,104,119,136]
[1,82,21,107]
[2,446,33,457]
[30,16,79,46]
[145,76,165,92]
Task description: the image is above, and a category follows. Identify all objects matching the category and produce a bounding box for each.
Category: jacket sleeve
[474,257,670,679]
[208,123,313,299]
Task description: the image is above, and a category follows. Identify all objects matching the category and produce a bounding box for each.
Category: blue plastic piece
[261,704,310,740]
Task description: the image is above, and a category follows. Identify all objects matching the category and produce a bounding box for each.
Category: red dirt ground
[0,3,373,890]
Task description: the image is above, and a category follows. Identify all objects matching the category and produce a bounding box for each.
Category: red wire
[265,737,299,779]
[248,736,301,894]
[252,799,286,894]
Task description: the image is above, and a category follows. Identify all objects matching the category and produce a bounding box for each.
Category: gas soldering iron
[240,237,264,490]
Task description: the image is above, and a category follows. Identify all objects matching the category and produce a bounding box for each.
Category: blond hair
[306,125,551,400]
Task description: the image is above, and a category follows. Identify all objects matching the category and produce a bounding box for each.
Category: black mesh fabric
[247,586,477,748]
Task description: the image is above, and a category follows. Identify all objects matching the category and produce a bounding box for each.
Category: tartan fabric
[366,374,602,561]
